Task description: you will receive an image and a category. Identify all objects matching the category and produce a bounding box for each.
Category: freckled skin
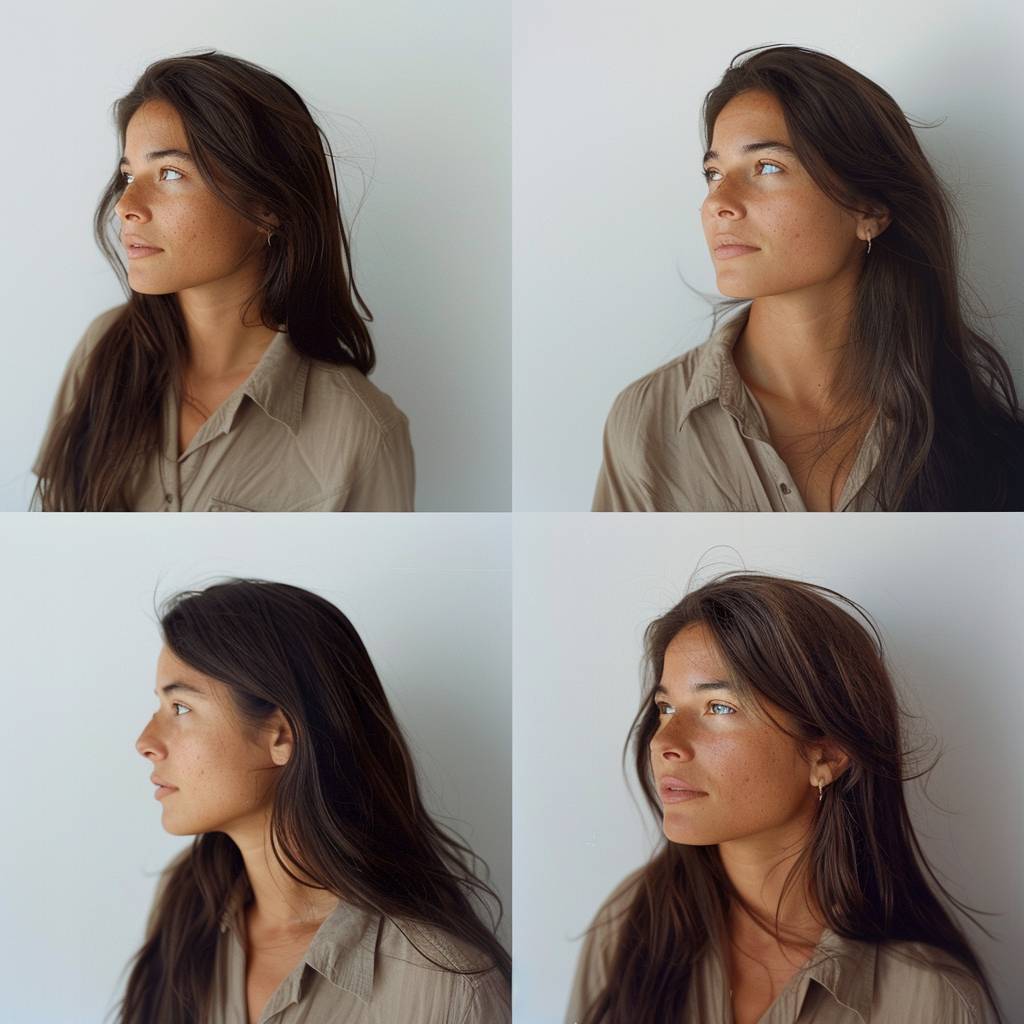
[114,98,274,302]
[649,623,823,849]
[135,646,280,837]
[700,90,871,301]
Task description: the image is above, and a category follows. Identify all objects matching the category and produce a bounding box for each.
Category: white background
[514,513,1022,1022]
[514,0,1024,511]
[0,514,511,1024]
[2,0,510,511]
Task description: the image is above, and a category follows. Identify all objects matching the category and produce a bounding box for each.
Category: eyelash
[701,160,782,183]
[655,700,735,716]
[119,167,184,185]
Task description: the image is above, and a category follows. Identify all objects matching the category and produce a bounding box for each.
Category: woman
[592,45,1024,512]
[126,579,509,1023]
[34,51,414,511]
[566,573,1003,1023]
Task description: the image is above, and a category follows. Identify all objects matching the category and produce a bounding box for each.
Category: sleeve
[591,385,656,512]
[336,410,416,512]
[457,966,511,1024]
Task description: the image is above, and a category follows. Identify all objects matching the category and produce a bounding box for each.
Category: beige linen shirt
[566,871,991,1024]
[592,305,882,512]
[34,304,414,511]
[199,874,509,1024]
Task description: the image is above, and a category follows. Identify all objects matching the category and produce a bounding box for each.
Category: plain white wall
[2,0,510,511]
[0,513,511,1024]
[514,0,1024,511]
[514,513,1022,1022]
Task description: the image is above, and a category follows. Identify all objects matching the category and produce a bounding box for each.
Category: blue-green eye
[708,702,735,715]
[655,700,675,716]
[120,167,184,185]
[701,160,783,183]
[172,702,191,716]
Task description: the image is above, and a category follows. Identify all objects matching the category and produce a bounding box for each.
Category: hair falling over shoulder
[698,44,1024,511]
[114,579,509,1024]
[34,50,375,511]
[578,570,1005,1024]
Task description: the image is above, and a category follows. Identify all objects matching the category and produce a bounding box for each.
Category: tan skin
[136,647,341,1023]
[114,98,281,456]
[700,90,891,511]
[649,623,849,1023]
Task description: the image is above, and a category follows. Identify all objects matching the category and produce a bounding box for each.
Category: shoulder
[602,343,708,439]
[875,940,989,1020]
[376,916,509,1013]
[62,302,129,375]
[304,360,409,434]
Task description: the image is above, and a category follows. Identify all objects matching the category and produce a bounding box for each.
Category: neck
[734,274,859,413]
[176,289,279,380]
[228,812,340,934]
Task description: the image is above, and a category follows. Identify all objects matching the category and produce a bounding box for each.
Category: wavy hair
[579,571,1004,1023]
[116,579,509,1024]
[34,50,374,510]
[698,45,1024,510]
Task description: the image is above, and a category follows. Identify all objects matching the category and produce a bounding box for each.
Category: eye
[708,702,735,715]
[701,159,784,183]
[655,700,676,716]
[172,702,191,717]
[119,167,184,185]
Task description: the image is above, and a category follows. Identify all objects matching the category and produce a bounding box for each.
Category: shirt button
[165,493,173,504]
[779,483,792,495]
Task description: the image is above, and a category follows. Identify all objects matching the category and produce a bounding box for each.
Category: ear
[807,740,851,787]
[266,710,294,767]
[856,202,891,242]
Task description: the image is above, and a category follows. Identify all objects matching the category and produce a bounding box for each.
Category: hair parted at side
[34,50,375,511]
[114,578,509,1024]
[696,43,1024,511]
[578,571,1004,1024]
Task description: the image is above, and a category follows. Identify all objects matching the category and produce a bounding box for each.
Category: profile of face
[114,98,277,297]
[135,645,291,837]
[699,89,884,300]
[649,622,833,847]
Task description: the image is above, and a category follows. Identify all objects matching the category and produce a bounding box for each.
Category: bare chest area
[727,937,815,1024]
[244,929,319,1024]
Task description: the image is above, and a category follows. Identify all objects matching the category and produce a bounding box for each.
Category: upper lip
[150,775,177,789]
[123,233,162,250]
[713,234,759,250]
[658,775,707,794]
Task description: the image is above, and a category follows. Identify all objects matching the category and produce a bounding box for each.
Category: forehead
[124,99,187,150]
[662,622,728,681]
[710,89,790,147]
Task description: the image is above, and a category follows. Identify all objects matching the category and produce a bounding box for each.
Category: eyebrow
[702,141,797,164]
[119,148,194,169]
[654,680,734,698]
[153,680,208,699]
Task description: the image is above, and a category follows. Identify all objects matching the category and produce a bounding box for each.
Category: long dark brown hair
[580,571,1004,1023]
[698,45,1024,510]
[34,50,375,510]
[116,579,509,1024]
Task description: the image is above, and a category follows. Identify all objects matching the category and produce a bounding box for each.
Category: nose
[135,715,165,760]
[649,716,694,763]
[114,182,152,226]
[702,180,746,222]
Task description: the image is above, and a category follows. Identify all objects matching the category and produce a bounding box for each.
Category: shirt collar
[204,326,310,440]
[218,874,381,1004]
[677,303,756,430]
[796,926,877,1022]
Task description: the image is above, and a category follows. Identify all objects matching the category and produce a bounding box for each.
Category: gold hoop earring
[866,232,872,255]
[817,780,824,802]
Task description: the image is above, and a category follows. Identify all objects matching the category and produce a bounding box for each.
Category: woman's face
[699,89,867,300]
[649,622,819,847]
[135,645,285,837]
[114,98,274,298]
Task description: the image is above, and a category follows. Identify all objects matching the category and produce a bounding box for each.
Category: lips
[658,776,706,795]
[122,234,164,253]
[150,775,177,791]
